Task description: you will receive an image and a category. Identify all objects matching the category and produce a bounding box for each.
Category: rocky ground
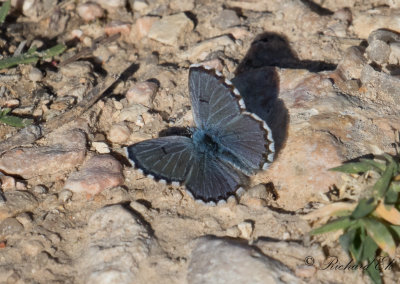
[0,0,400,283]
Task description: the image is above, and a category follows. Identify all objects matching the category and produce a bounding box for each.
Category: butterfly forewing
[189,66,242,129]
[189,65,274,174]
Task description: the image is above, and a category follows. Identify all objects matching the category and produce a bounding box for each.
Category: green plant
[0,0,66,70]
[310,154,400,284]
[0,43,66,70]
[0,108,33,127]
[0,0,10,25]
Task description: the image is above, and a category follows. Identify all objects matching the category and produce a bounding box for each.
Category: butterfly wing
[189,64,275,175]
[185,152,247,202]
[217,113,275,175]
[125,136,195,183]
[189,65,243,129]
[126,135,246,202]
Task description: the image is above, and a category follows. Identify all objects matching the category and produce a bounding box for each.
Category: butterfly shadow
[232,67,287,156]
[232,32,337,157]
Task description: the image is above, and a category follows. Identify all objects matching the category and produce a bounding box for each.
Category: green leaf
[0,54,39,70]
[365,259,382,284]
[359,158,386,173]
[373,162,395,198]
[38,43,67,59]
[348,227,364,261]
[330,162,379,174]
[383,153,399,174]
[361,235,378,262]
[0,43,66,70]
[339,229,356,253]
[390,181,400,192]
[0,115,33,128]
[0,0,11,25]
[27,45,38,55]
[351,198,378,219]
[385,183,399,204]
[362,217,396,257]
[0,107,11,116]
[388,225,400,240]
[310,217,355,235]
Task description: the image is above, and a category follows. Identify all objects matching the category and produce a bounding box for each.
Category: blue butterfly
[125,64,275,204]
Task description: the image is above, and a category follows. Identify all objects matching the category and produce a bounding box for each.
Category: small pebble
[3,99,20,108]
[237,221,253,239]
[28,67,43,82]
[30,39,44,49]
[32,185,48,194]
[77,2,104,22]
[21,0,35,16]
[0,130,87,179]
[64,155,124,195]
[180,35,235,61]
[389,42,400,65]
[212,9,240,30]
[12,106,34,116]
[58,189,73,202]
[95,0,126,9]
[133,0,149,12]
[197,59,224,72]
[126,81,158,107]
[15,213,32,227]
[93,133,106,141]
[170,0,194,11]
[113,100,124,110]
[366,39,391,64]
[148,13,194,46]
[60,61,93,77]
[0,174,16,190]
[15,181,27,190]
[118,104,148,123]
[70,29,83,39]
[105,21,131,36]
[108,123,130,144]
[129,132,152,143]
[91,141,110,154]
[0,218,24,237]
[135,16,159,39]
[21,240,44,257]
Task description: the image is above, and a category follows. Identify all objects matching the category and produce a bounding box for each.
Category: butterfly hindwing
[125,136,195,183]
[185,152,247,202]
[218,113,274,175]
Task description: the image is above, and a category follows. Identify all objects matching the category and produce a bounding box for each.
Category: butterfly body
[125,64,275,203]
[192,129,219,154]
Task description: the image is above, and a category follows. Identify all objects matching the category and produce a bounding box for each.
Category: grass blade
[0,43,66,70]
[330,162,378,174]
[38,43,67,59]
[0,0,10,24]
[0,115,33,128]
[310,217,354,235]
[362,217,396,257]
[359,158,386,173]
[373,162,395,198]
[351,198,377,219]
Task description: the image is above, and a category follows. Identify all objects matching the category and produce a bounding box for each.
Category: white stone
[148,13,194,46]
